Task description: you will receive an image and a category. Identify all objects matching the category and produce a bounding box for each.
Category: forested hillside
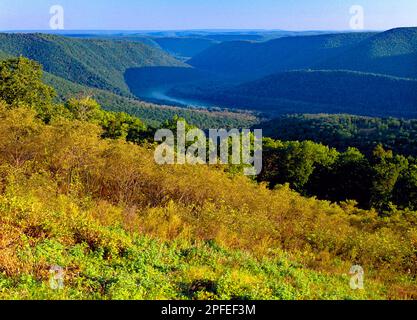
[0,33,259,129]
[259,114,417,157]
[259,139,417,212]
[0,33,185,95]
[188,28,417,80]
[42,72,256,129]
[320,27,417,78]
[170,70,417,118]
[136,27,417,118]
[64,30,333,61]
[3,29,416,120]
[1,57,417,300]
[65,34,218,60]
[188,32,375,80]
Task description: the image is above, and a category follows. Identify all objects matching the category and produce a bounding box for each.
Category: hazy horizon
[0,28,403,32]
[1,0,416,31]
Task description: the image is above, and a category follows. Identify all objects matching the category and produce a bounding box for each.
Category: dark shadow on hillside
[124,66,229,107]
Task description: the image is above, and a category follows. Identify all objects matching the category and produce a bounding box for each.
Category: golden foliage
[0,106,417,296]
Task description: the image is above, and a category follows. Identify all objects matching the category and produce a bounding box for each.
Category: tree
[370,145,408,211]
[307,147,373,207]
[0,57,56,118]
[259,140,338,192]
[101,111,147,143]
[65,97,104,123]
[393,163,417,210]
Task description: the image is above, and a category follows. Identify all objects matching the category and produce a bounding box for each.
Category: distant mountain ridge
[319,27,417,78]
[1,28,416,120]
[62,30,342,60]
[188,32,376,80]
[188,28,417,80]
[154,27,417,118]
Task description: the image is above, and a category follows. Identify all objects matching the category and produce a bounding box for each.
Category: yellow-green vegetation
[0,57,417,300]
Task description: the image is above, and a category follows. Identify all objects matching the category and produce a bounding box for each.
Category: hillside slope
[189,28,417,81]
[0,33,185,95]
[0,34,256,128]
[258,114,417,157]
[1,56,417,300]
[42,72,257,129]
[188,32,375,80]
[1,106,416,299]
[319,27,417,78]
[170,70,417,118]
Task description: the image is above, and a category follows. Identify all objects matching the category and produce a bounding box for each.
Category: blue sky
[0,0,416,31]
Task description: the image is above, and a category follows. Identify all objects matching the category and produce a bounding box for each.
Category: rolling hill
[188,28,417,81]
[158,28,417,118]
[42,71,257,129]
[258,114,417,157]
[188,32,376,80]
[169,70,417,118]
[64,34,217,60]
[1,58,417,299]
[62,30,335,61]
[0,33,258,128]
[3,28,416,122]
[0,33,185,96]
[319,27,417,78]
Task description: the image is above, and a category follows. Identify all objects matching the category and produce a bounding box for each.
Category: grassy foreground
[0,106,416,300]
